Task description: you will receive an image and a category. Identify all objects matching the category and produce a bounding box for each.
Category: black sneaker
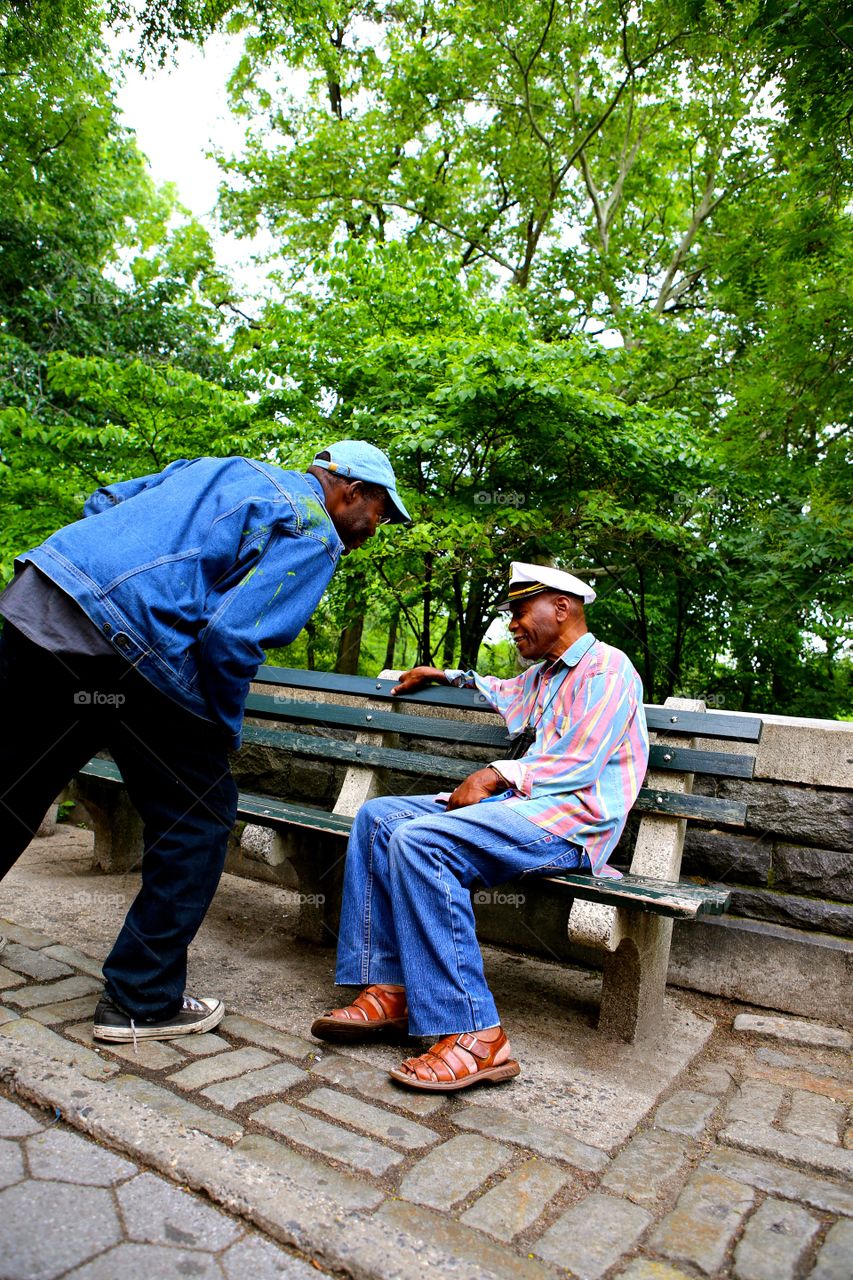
[93,993,225,1043]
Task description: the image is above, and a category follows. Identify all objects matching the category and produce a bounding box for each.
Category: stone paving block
[171,1031,232,1056]
[202,1062,307,1108]
[733,1196,820,1280]
[310,1050,446,1116]
[41,943,105,980]
[26,1128,136,1185]
[300,1086,439,1151]
[533,1191,652,1279]
[0,963,26,990]
[0,942,73,981]
[234,1133,385,1211]
[168,1046,277,1091]
[721,1119,853,1179]
[701,1146,853,1217]
[0,1180,121,1280]
[222,1013,315,1060]
[733,1013,852,1052]
[4,974,101,1009]
[373,1199,553,1280]
[602,1128,692,1207]
[66,1020,186,1070]
[690,1062,736,1095]
[253,1101,404,1176]
[118,1170,242,1250]
[649,1168,755,1274]
[109,1074,244,1142]
[755,1046,852,1082]
[0,1095,43,1137]
[654,1090,719,1138]
[614,1263,694,1280]
[64,1242,223,1279]
[221,1234,322,1279]
[0,920,56,948]
[454,1102,609,1172]
[461,1156,571,1240]
[0,1017,118,1081]
[809,1218,853,1280]
[0,1136,25,1189]
[29,993,101,1025]
[0,1006,20,1026]
[748,1060,853,1105]
[398,1132,512,1210]
[784,1089,844,1145]
[726,1080,785,1125]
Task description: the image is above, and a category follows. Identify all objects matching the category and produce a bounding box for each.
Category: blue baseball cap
[312,440,412,524]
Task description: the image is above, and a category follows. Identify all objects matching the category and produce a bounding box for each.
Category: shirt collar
[557,631,596,669]
[305,472,345,557]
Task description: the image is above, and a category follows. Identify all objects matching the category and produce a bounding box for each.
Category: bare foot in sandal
[311,984,408,1042]
[389,1026,520,1091]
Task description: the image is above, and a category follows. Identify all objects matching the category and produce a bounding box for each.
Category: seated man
[311,562,650,1092]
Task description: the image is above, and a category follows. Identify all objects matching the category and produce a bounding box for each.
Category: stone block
[654,1090,719,1137]
[64,1242,223,1279]
[809,1219,853,1280]
[701,1147,853,1217]
[220,1235,321,1280]
[682,828,771,886]
[0,1138,24,1189]
[253,1101,403,1176]
[109,1075,243,1142]
[28,993,100,1025]
[26,1128,136,1185]
[233,1133,384,1211]
[220,1014,315,1061]
[728,888,853,939]
[201,1062,306,1108]
[299,1087,439,1150]
[752,715,853,789]
[167,1047,277,1091]
[453,1102,609,1172]
[773,843,853,902]
[0,943,72,981]
[118,1170,242,1250]
[725,1080,784,1126]
[733,1197,819,1280]
[0,964,26,990]
[461,1158,572,1240]
[372,1199,554,1280]
[721,1119,853,1179]
[700,779,853,851]
[602,1128,692,1207]
[171,1032,231,1056]
[66,1021,186,1070]
[784,1089,844,1145]
[4,975,101,1009]
[733,1013,852,1051]
[0,920,56,948]
[614,1264,694,1280]
[533,1192,652,1278]
[0,1181,122,1278]
[0,1017,118,1081]
[0,1096,42,1138]
[310,1051,445,1116]
[398,1133,512,1210]
[0,1007,19,1026]
[650,1169,755,1274]
[40,944,105,979]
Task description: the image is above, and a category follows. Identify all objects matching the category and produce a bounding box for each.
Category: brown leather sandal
[389,1027,520,1091]
[311,984,409,1042]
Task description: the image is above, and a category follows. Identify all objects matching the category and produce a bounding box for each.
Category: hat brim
[385,488,412,525]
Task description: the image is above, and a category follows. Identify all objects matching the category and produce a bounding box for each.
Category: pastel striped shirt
[446,632,649,878]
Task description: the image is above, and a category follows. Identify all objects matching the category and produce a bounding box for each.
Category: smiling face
[508,591,583,662]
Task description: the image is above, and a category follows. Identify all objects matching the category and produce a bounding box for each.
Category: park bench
[75,665,762,1042]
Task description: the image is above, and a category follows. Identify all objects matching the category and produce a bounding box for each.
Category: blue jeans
[335,793,589,1036]
[0,623,238,1021]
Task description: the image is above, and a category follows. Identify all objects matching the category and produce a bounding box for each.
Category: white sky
[112,31,275,299]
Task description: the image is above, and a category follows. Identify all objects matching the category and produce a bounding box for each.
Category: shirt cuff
[489,759,531,796]
[444,667,472,688]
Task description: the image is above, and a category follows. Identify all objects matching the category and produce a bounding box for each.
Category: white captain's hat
[497,561,596,611]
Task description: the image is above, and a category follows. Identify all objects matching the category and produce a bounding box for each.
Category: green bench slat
[244,693,512,749]
[647,744,754,779]
[242,724,475,782]
[254,665,763,743]
[634,788,746,825]
[540,871,731,919]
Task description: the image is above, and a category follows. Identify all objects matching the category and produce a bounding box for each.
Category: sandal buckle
[456,1031,483,1056]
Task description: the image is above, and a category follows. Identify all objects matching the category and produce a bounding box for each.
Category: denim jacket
[20,458,343,747]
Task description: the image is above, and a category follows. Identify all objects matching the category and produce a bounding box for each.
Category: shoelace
[130,1018,138,1056]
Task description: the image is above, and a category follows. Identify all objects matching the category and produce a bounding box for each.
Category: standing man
[311,563,649,1092]
[0,441,410,1043]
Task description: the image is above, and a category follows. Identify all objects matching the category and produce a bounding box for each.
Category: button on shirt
[446,633,649,878]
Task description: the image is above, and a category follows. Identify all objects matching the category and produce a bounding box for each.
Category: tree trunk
[442,612,458,667]
[420,552,433,665]
[383,608,399,670]
[305,620,317,671]
[335,615,365,674]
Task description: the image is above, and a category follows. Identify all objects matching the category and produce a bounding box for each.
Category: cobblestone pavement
[1,917,851,1280]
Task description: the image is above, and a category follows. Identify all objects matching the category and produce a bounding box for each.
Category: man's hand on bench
[392,666,449,695]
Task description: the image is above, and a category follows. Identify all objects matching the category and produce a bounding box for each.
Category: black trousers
[0,623,237,1019]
